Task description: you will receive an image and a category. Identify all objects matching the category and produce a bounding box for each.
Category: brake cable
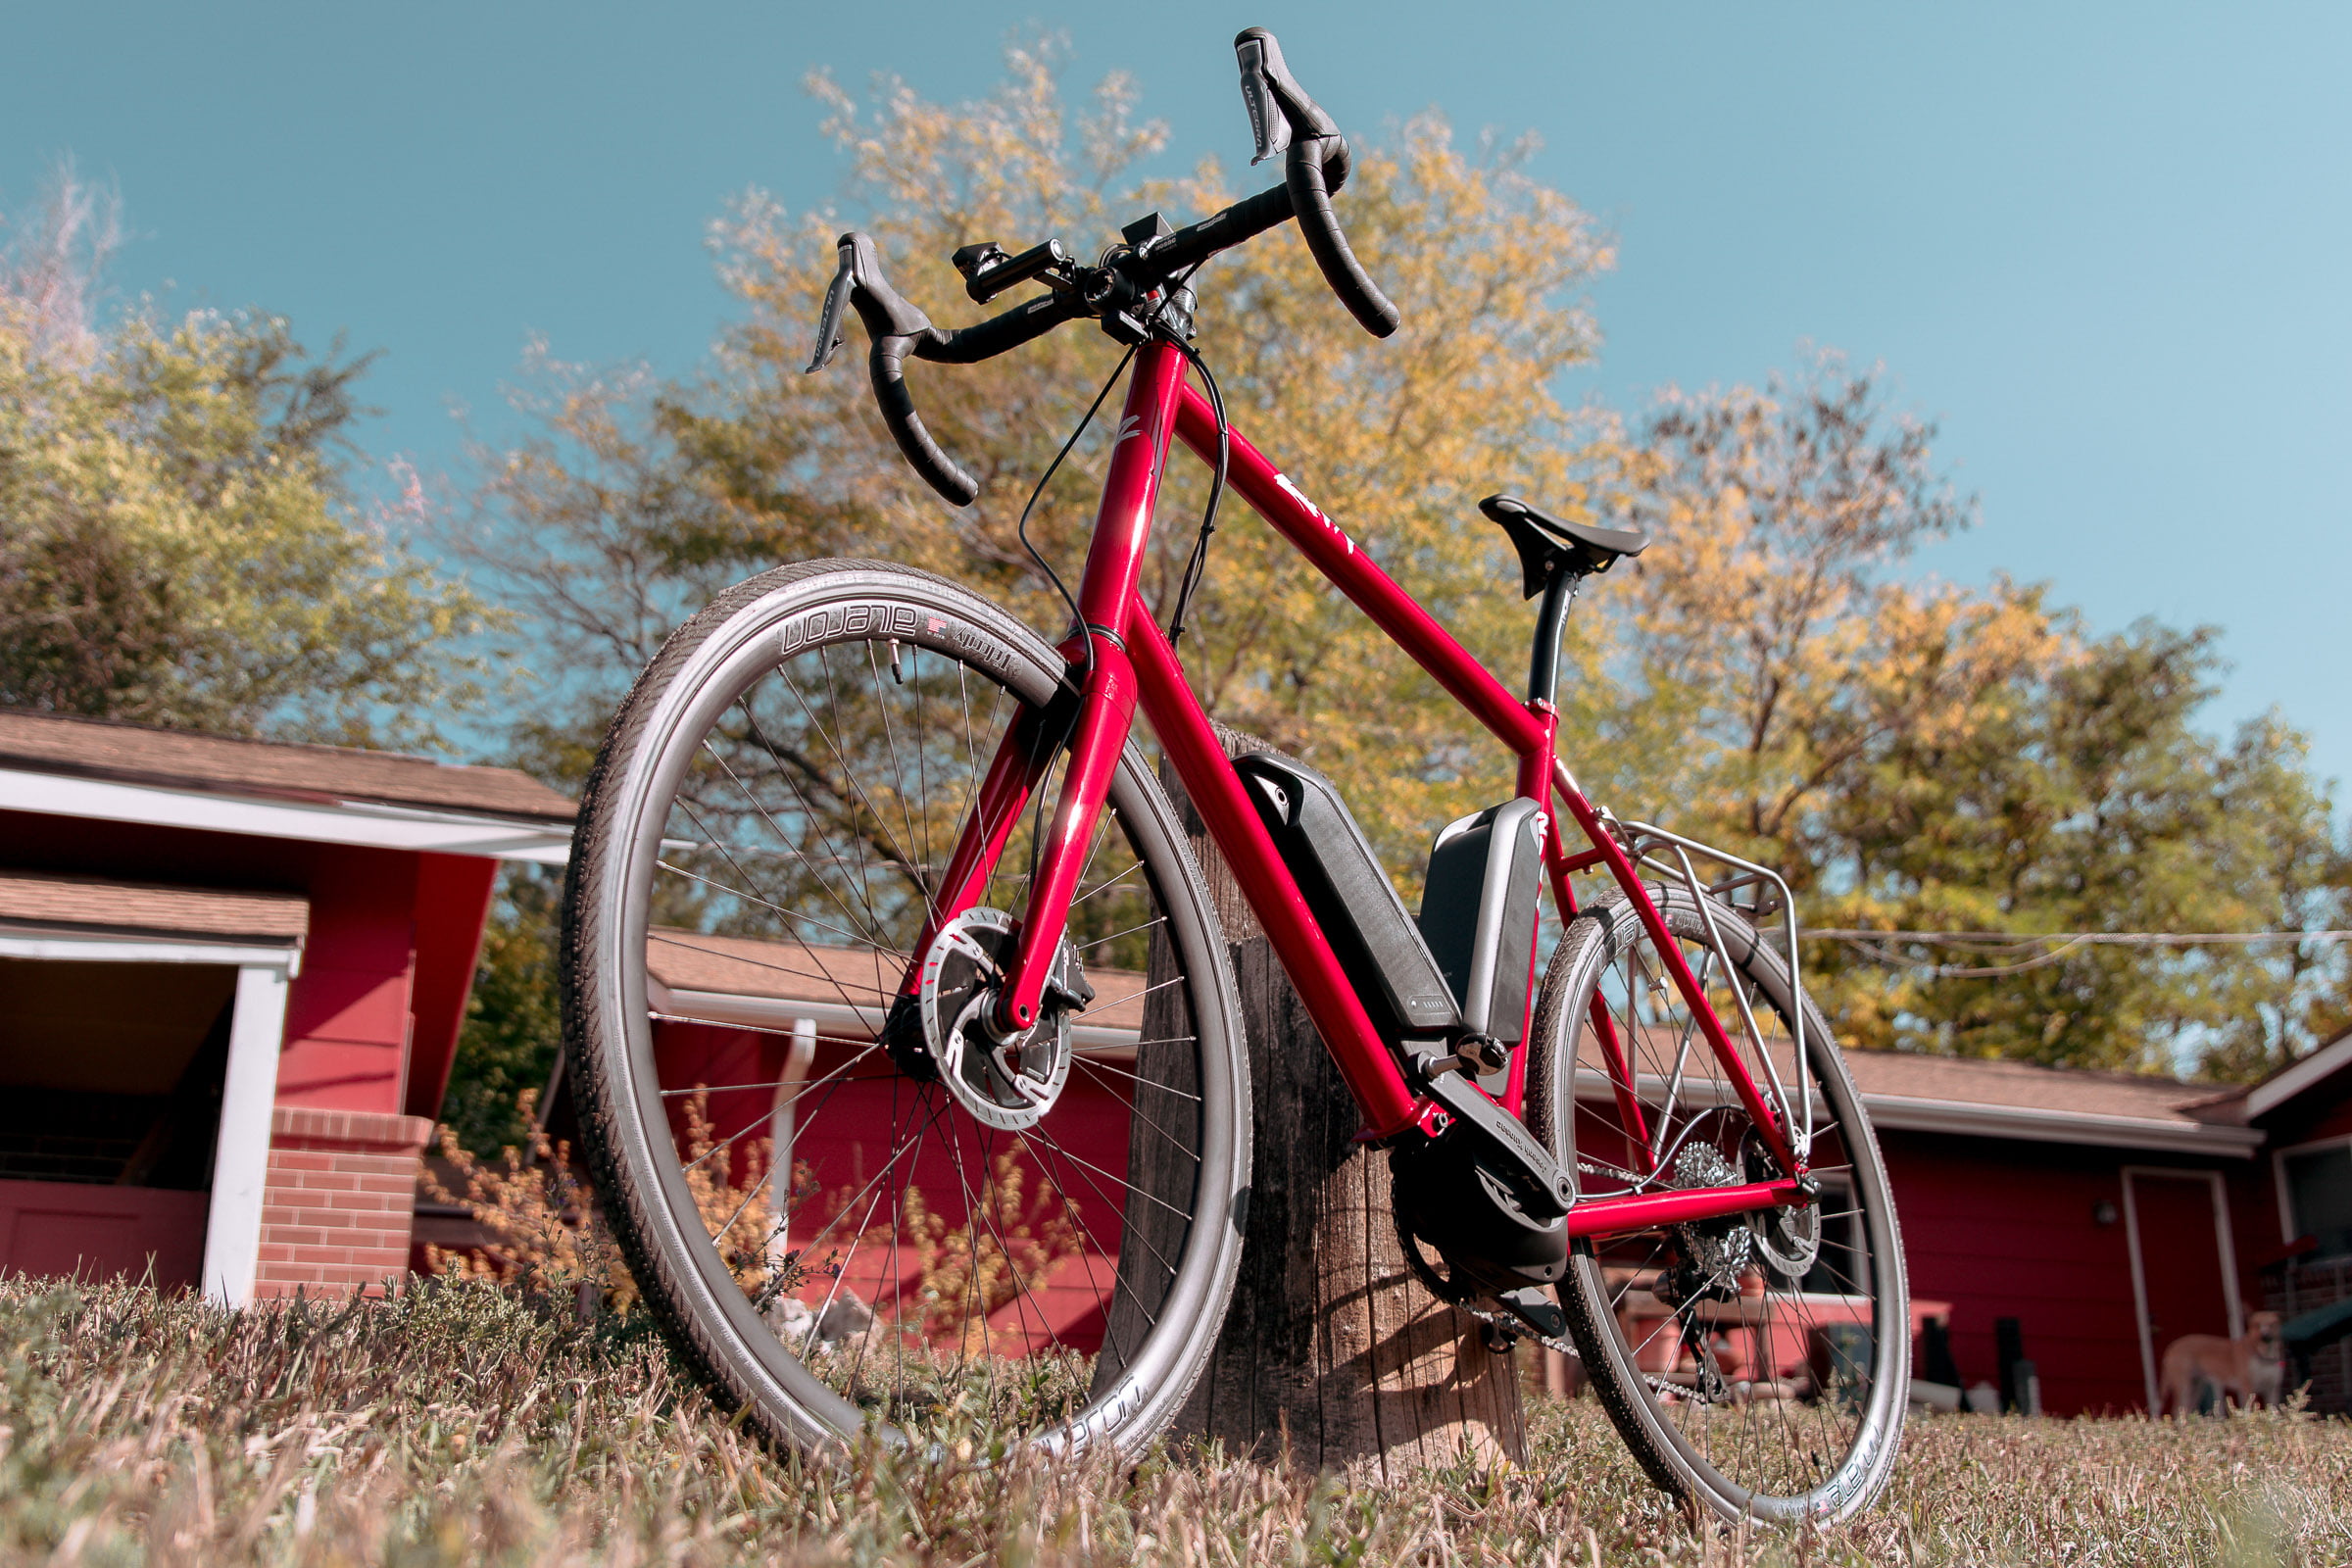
[1009,341,1139,895]
[1164,292,1229,649]
[1014,341,1139,706]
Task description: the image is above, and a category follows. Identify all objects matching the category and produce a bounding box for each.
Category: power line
[1802,928,2352,980]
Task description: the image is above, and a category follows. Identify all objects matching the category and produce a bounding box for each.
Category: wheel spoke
[1539,889,1902,1516]
[568,581,1239,1450]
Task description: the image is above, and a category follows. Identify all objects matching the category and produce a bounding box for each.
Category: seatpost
[1527,566,1584,707]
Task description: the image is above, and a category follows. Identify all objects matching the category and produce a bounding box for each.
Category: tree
[1606,361,2349,1075]
[461,46,2346,1083]
[462,39,1620,869]
[0,172,491,748]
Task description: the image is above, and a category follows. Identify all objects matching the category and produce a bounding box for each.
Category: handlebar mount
[807,27,1398,508]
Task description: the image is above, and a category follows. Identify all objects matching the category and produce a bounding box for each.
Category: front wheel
[1526,888,1908,1522]
[562,559,1251,1456]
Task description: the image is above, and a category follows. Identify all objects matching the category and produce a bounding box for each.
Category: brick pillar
[252,1106,435,1298]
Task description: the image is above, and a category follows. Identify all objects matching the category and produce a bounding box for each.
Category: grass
[1,1279,2346,1567]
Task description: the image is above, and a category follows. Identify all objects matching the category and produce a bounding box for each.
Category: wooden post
[1149,728,1527,1478]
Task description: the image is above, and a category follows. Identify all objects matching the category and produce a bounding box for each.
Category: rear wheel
[563,560,1250,1455]
[1526,887,1907,1521]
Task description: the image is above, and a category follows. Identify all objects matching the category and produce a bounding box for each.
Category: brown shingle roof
[646,928,1152,1035]
[0,709,573,822]
[0,870,309,944]
[1840,1049,2228,1128]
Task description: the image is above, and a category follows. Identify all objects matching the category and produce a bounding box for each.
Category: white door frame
[2121,1165,2243,1412]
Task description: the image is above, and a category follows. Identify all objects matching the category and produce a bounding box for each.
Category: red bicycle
[562,27,1908,1521]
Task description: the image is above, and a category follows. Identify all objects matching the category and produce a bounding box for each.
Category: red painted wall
[1878,1131,2253,1415]
[651,1019,1133,1352]
[277,851,416,1111]
[2237,1062,2352,1285]
[0,811,486,1115]
[404,855,499,1120]
[0,808,509,1295]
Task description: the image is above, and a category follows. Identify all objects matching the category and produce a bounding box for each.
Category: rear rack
[1594,811,1817,1157]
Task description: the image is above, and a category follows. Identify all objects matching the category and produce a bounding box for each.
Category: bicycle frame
[902,339,1805,1241]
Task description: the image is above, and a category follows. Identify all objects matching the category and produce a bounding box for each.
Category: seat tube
[998,340,1191,1032]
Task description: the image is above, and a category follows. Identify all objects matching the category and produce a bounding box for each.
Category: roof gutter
[1859,1094,2264,1157]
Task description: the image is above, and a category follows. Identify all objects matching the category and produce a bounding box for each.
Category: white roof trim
[0,928,303,975]
[0,765,571,864]
[2246,1031,2352,1121]
[646,980,1138,1058]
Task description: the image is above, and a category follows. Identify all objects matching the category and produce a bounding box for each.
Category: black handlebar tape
[825,234,979,506]
[1285,135,1399,338]
[821,231,1090,508]
[875,289,1086,507]
[868,334,979,507]
[920,289,1088,365]
[1143,182,1298,282]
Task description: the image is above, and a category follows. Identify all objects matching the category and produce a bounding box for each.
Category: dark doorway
[0,958,232,1288]
[2127,1168,2240,1410]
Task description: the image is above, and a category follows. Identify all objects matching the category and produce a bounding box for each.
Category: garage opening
[0,957,236,1288]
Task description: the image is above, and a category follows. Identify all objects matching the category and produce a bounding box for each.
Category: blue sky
[6,3,2345,788]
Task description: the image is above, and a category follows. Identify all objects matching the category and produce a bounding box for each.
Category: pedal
[1497,1287,1567,1342]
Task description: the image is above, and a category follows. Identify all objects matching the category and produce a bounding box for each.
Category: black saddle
[1480,494,1648,599]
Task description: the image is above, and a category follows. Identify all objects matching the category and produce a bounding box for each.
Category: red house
[0,710,570,1301]
[634,922,2352,1415]
[8,704,2344,1417]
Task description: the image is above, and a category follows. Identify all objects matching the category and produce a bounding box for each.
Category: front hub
[915,908,1075,1132]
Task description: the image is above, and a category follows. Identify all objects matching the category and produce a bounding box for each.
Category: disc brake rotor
[915,907,1074,1132]
[1744,1132,1821,1277]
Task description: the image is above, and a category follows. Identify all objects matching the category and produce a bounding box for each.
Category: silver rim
[1535,891,1907,1520]
[575,565,1246,1453]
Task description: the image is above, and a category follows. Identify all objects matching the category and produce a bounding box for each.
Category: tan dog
[2159,1310,2284,1415]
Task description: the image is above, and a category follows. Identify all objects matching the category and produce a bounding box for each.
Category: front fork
[889,629,1132,1032]
[890,338,1188,1034]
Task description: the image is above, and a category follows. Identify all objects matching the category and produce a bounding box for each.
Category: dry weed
[6,1281,2341,1566]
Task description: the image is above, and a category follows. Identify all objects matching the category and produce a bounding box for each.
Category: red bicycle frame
[901,339,1804,1242]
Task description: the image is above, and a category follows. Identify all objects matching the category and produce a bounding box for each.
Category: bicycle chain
[1390,1171,1738,1408]
[1389,1196,1583,1360]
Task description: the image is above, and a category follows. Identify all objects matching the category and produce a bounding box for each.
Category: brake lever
[1235,27,1338,164]
[807,245,855,372]
[807,233,940,372]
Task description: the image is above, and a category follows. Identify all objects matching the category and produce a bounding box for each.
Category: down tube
[1121,607,1422,1138]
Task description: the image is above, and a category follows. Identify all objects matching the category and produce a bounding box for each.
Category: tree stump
[1147,728,1526,1478]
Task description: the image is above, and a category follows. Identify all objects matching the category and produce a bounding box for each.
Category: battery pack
[1418,798,1545,1042]
[1231,752,1461,1039]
